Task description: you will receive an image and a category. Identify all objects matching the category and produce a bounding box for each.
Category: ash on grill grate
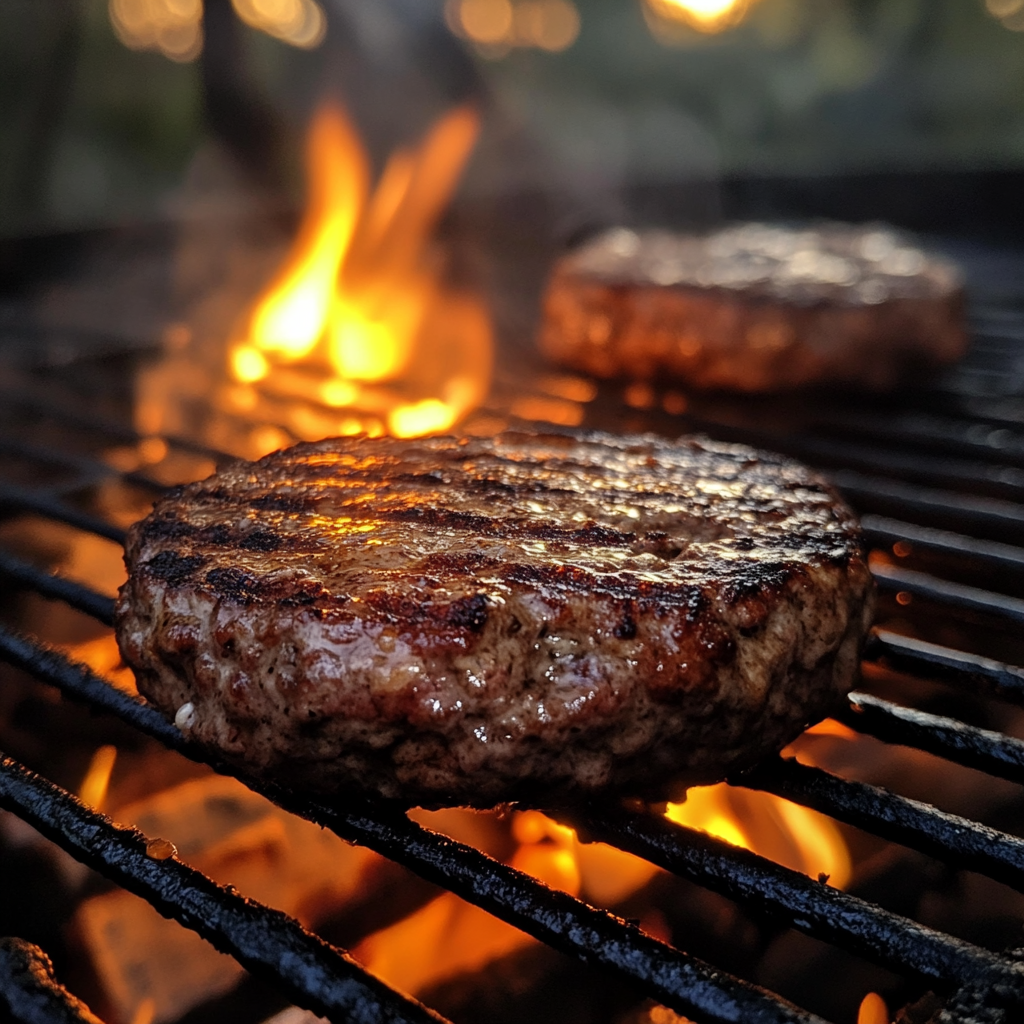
[2,229,1024,1024]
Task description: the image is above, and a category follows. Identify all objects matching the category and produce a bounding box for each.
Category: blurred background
[3,0,1024,240]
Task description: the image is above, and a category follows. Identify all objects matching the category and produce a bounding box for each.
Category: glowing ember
[644,0,755,34]
[229,101,492,446]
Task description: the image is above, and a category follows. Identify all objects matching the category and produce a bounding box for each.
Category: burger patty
[115,430,874,808]
[540,223,967,392]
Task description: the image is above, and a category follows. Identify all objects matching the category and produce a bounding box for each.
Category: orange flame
[79,745,118,811]
[665,784,851,889]
[62,634,138,696]
[230,102,491,446]
[858,992,890,1024]
[356,761,852,997]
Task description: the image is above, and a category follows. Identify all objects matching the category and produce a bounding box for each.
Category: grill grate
[2,234,1024,1024]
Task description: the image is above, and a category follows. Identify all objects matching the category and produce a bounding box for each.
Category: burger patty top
[115,430,874,808]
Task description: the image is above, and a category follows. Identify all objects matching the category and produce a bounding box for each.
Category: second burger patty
[116,430,874,808]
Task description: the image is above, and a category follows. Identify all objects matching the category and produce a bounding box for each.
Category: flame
[61,635,138,696]
[356,724,853,993]
[644,0,756,34]
[80,745,118,811]
[229,102,491,447]
[858,992,890,1024]
[665,782,851,889]
[355,809,583,994]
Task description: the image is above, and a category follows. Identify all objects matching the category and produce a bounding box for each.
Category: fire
[665,784,851,889]
[644,0,756,34]
[61,634,138,696]
[229,102,492,445]
[358,758,852,997]
[858,992,890,1024]
[79,745,118,811]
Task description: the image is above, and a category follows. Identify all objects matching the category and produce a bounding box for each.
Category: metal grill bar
[871,563,1024,626]
[829,470,1024,539]
[0,550,116,626]
[861,515,1024,574]
[836,692,1024,784]
[742,758,1024,893]
[864,629,1024,706]
[689,422,1024,503]
[0,438,165,496]
[801,412,1024,466]
[0,486,126,544]
[0,629,828,1024]
[0,937,105,1024]
[570,807,1022,990]
[0,388,233,464]
[0,753,450,1024]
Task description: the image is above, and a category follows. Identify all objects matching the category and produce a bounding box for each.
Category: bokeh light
[644,0,757,38]
[445,0,580,53]
[231,0,327,49]
[109,0,327,62]
[985,0,1024,31]
[108,0,203,62]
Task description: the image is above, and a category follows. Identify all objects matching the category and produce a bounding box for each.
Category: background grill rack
[3,232,1024,1024]
[3,426,1024,1023]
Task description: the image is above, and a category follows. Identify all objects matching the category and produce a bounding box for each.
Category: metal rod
[0,628,830,1024]
[0,753,449,1024]
[569,807,1022,991]
[683,417,1024,502]
[0,937,105,1024]
[836,692,1024,786]
[864,630,1024,706]
[804,412,1024,469]
[0,550,115,626]
[830,470,1024,540]
[0,486,126,545]
[0,438,165,495]
[0,388,234,464]
[861,515,1024,575]
[871,562,1024,626]
[740,758,1024,894]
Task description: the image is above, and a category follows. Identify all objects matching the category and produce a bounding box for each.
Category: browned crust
[115,430,874,808]
[539,226,968,392]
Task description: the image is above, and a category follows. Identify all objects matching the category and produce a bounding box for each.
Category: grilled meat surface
[540,224,966,392]
[116,430,873,808]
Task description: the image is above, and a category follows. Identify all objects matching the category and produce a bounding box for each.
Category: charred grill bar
[1,237,1024,1023]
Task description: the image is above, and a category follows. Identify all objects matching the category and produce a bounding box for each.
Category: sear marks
[115,429,873,808]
